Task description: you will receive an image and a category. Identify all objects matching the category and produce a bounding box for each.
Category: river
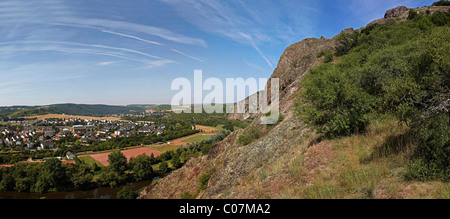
[0,180,153,199]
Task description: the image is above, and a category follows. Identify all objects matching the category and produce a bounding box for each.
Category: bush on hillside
[432,0,450,6]
[297,11,450,181]
[238,126,262,145]
[317,50,334,63]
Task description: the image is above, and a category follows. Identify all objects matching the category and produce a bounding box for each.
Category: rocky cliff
[138,5,450,199]
[138,34,335,199]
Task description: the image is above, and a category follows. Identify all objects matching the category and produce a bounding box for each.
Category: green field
[146,144,180,153]
[77,143,180,168]
[215,124,242,131]
[181,135,213,143]
[78,156,104,167]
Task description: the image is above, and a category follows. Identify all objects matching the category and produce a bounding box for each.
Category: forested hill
[49,104,146,116]
[1,104,160,118]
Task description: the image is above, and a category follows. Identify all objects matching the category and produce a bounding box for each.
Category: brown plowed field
[83,147,162,166]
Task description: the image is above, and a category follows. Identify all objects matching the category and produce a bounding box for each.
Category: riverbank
[0,180,154,199]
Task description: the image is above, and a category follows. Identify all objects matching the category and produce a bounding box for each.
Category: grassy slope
[233,116,450,199]
[78,156,103,168]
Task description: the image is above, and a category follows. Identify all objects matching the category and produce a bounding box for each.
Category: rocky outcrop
[367,6,450,28]
[383,5,450,19]
[139,35,337,199]
[227,92,259,121]
[227,37,336,121]
[384,6,409,19]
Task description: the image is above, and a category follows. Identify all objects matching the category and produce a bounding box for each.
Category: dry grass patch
[195,125,220,133]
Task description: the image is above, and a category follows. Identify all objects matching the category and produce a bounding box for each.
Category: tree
[408,9,419,20]
[0,172,14,191]
[149,153,156,164]
[158,162,168,175]
[335,31,359,56]
[43,158,69,192]
[171,153,181,169]
[129,154,154,181]
[108,151,128,174]
[222,122,235,132]
[201,143,212,155]
[95,168,124,188]
[70,166,95,191]
[432,0,450,6]
[116,186,138,199]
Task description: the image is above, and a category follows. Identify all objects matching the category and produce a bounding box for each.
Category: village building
[72,125,86,133]
[66,151,76,160]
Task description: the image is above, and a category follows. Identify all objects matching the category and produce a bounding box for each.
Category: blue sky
[0,0,436,106]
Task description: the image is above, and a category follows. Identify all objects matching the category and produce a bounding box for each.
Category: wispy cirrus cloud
[171,49,205,63]
[140,60,176,69]
[160,0,272,67]
[100,30,163,46]
[97,61,117,66]
[159,0,317,69]
[0,0,207,56]
[0,61,88,97]
[51,17,207,48]
[0,41,174,67]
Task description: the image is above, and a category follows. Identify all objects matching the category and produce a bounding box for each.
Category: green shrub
[158,162,168,175]
[407,114,450,181]
[237,126,262,145]
[431,11,450,26]
[198,172,213,191]
[116,186,138,199]
[180,191,197,199]
[408,10,419,20]
[298,64,376,137]
[317,50,334,63]
[405,158,449,182]
[201,143,212,155]
[129,154,154,181]
[432,0,450,6]
[335,31,359,56]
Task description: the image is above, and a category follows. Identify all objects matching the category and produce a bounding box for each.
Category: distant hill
[0,106,40,120]
[49,104,145,116]
[7,107,60,118]
[1,103,169,118]
[1,103,235,119]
